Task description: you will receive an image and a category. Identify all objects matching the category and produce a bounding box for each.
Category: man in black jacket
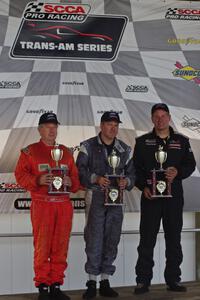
[133,103,196,294]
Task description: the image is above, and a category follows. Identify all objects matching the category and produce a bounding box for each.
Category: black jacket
[133,127,196,197]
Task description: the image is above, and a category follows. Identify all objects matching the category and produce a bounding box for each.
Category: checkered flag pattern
[0,0,199,212]
[25,2,44,13]
[166,8,177,15]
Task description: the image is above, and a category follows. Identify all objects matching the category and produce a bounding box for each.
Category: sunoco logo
[166,8,200,20]
[0,81,21,89]
[125,85,148,92]
[173,61,200,84]
[24,2,91,22]
[181,115,200,134]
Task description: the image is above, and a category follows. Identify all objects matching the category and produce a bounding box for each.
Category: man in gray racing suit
[76,111,135,299]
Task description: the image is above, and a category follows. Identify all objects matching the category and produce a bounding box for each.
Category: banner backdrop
[0,0,199,213]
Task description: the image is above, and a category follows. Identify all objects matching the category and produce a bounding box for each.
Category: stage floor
[0,281,200,300]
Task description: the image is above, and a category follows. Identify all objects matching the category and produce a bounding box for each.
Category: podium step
[0,281,199,300]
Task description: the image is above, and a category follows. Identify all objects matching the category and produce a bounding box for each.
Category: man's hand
[38,174,53,186]
[143,187,152,199]
[165,167,178,183]
[96,176,110,188]
[63,175,72,187]
[118,177,128,190]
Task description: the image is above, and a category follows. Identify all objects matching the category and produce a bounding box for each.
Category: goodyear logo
[168,37,200,45]
[173,62,200,84]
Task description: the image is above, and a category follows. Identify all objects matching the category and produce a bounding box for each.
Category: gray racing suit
[76,134,135,276]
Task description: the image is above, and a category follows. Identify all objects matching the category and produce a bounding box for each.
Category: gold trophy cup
[105,149,124,205]
[108,150,120,175]
[51,146,63,167]
[151,145,172,197]
[48,144,69,194]
[155,145,167,170]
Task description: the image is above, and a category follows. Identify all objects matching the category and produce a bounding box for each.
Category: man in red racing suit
[15,112,80,300]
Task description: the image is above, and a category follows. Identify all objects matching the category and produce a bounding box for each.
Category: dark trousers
[135,195,183,285]
[84,191,123,276]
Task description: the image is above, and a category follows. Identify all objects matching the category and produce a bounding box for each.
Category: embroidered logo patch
[38,164,50,171]
[145,139,156,146]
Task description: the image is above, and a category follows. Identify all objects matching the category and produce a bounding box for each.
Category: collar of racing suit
[97,134,125,154]
[151,126,175,143]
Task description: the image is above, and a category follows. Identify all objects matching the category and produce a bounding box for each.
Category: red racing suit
[15,139,80,287]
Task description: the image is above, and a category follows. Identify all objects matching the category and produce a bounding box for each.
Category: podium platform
[0,281,199,300]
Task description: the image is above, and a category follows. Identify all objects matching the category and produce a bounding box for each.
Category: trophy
[104,149,124,206]
[48,143,69,194]
[151,145,172,198]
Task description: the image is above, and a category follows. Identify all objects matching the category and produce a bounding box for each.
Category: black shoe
[37,283,50,300]
[134,283,149,295]
[82,280,97,299]
[167,282,187,292]
[50,283,70,300]
[99,279,118,297]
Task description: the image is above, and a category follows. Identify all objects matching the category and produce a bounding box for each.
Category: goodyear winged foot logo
[173,61,200,84]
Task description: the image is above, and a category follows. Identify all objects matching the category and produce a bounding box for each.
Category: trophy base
[48,191,70,195]
[48,167,70,195]
[104,188,124,206]
[104,174,124,206]
[151,169,172,198]
[104,203,124,206]
[151,194,173,198]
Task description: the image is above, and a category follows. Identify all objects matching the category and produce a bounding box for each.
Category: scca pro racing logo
[0,81,21,89]
[173,61,200,85]
[125,85,148,92]
[10,2,127,61]
[166,8,200,20]
[0,182,26,193]
[24,2,90,22]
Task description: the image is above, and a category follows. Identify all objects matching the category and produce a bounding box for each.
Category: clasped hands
[38,173,72,187]
[96,176,128,190]
[144,166,178,199]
